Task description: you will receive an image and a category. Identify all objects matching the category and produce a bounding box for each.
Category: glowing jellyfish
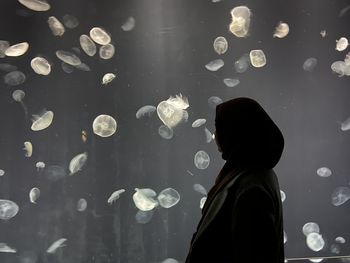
[5,42,29,57]
[79,34,96,56]
[35,161,45,170]
[18,0,50,11]
[335,237,346,244]
[158,125,174,139]
[0,170,4,176]
[208,96,222,109]
[316,167,332,177]
[223,78,240,87]
[336,37,348,51]
[69,152,88,175]
[133,188,159,211]
[0,199,19,220]
[157,93,189,128]
[61,62,74,73]
[4,71,26,86]
[157,188,180,208]
[303,57,318,72]
[47,16,65,36]
[273,21,289,38]
[204,127,213,143]
[136,105,156,119]
[302,222,320,236]
[194,150,210,169]
[249,49,267,68]
[0,63,17,72]
[45,165,66,181]
[0,243,16,253]
[135,210,154,224]
[62,14,79,29]
[31,57,51,75]
[200,197,207,209]
[31,110,54,131]
[284,231,288,244]
[331,61,347,76]
[229,6,251,38]
[92,114,117,137]
[161,259,179,263]
[75,63,90,72]
[0,41,10,58]
[213,36,228,55]
[90,27,111,45]
[23,141,33,157]
[121,16,136,31]
[320,30,327,38]
[46,238,67,254]
[280,190,286,202]
[306,233,325,252]
[29,187,40,203]
[235,53,250,73]
[99,44,115,59]
[193,184,207,195]
[331,186,350,206]
[102,73,116,85]
[107,189,125,204]
[77,198,87,212]
[56,50,81,66]
[205,59,224,71]
[192,118,206,128]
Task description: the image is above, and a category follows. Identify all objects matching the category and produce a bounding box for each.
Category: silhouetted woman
[185,97,285,263]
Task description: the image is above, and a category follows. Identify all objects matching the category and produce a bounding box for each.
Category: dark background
[0,0,349,262]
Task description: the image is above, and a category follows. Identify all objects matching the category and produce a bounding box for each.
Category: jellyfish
[79,34,96,56]
[74,63,91,71]
[229,6,251,38]
[69,152,88,175]
[102,73,116,85]
[234,53,250,73]
[213,36,228,55]
[18,0,51,11]
[81,130,87,142]
[336,37,349,51]
[135,210,154,224]
[158,125,173,139]
[280,190,286,202]
[302,222,320,236]
[331,61,347,77]
[121,16,136,31]
[330,244,341,254]
[205,59,224,71]
[0,199,19,220]
[200,197,207,209]
[47,16,65,36]
[0,63,17,72]
[31,110,54,131]
[249,49,267,68]
[204,127,213,143]
[31,57,51,75]
[0,169,4,176]
[335,237,346,244]
[306,233,325,252]
[157,188,180,208]
[23,141,33,157]
[194,150,210,169]
[273,21,289,38]
[56,50,81,66]
[29,187,40,203]
[4,71,26,86]
[0,40,10,58]
[0,243,17,253]
[107,189,125,204]
[316,167,332,177]
[61,62,75,73]
[92,114,117,137]
[62,14,79,29]
[303,57,318,72]
[192,118,206,128]
[89,27,111,45]
[132,188,159,211]
[46,238,67,254]
[157,94,189,128]
[223,78,240,87]
[136,105,156,119]
[320,30,327,38]
[5,42,29,57]
[35,161,45,170]
[77,198,87,212]
[208,96,222,109]
[99,44,115,59]
[45,165,66,181]
[12,89,28,117]
[193,184,207,195]
[331,186,350,206]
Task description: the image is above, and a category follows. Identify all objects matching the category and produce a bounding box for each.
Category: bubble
[158,125,174,139]
[79,35,96,56]
[229,6,251,37]
[56,50,81,66]
[194,150,210,169]
[249,49,267,68]
[47,16,65,36]
[90,27,111,45]
[157,188,180,208]
[31,57,51,75]
[306,233,325,252]
[99,44,115,59]
[136,105,156,119]
[205,59,224,71]
[317,167,332,177]
[4,70,26,86]
[133,188,159,211]
[5,42,29,57]
[303,57,318,72]
[331,186,350,206]
[135,210,154,224]
[273,22,289,38]
[92,114,117,137]
[77,198,87,212]
[0,200,19,220]
[31,110,54,131]
[192,118,206,128]
[213,36,228,55]
[102,73,116,85]
[336,37,349,51]
[69,152,88,175]
[223,78,240,87]
[62,14,79,29]
[302,222,320,236]
[208,96,222,109]
[18,0,50,11]
[121,16,136,31]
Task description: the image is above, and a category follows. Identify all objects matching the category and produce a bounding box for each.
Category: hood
[215,97,284,169]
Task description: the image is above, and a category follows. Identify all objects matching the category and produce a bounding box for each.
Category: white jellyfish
[200,197,207,209]
[47,16,65,36]
[0,243,17,253]
[204,127,213,143]
[213,36,228,55]
[62,14,79,29]
[5,42,29,57]
[99,44,115,59]
[92,114,117,137]
[55,50,81,66]
[249,49,267,68]
[102,73,116,85]
[229,6,252,38]
[0,169,4,176]
[18,0,50,11]
[77,198,87,212]
[157,188,180,208]
[132,188,159,211]
[316,167,332,177]
[69,152,88,175]
[80,35,96,56]
[35,161,45,170]
[280,190,286,202]
[135,210,154,224]
[89,27,111,45]
[23,141,33,157]
[331,61,347,77]
[158,125,174,139]
[107,189,126,204]
[235,53,250,73]
[336,37,349,51]
[208,96,222,109]
[306,233,325,252]
[157,93,189,128]
[193,184,207,195]
[0,199,19,220]
[194,150,210,169]
[4,71,26,86]
[331,186,350,206]
[12,89,27,116]
[136,105,156,119]
[192,118,206,128]
[121,16,136,31]
[46,238,67,254]
[29,187,40,203]
[335,237,346,244]
[30,57,51,75]
[303,58,318,72]
[31,110,54,131]
[273,22,289,38]
[223,78,240,87]
[320,30,327,38]
[302,222,320,236]
[205,59,224,71]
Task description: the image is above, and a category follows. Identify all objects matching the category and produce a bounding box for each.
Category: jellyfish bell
[62,14,79,29]
[273,21,290,38]
[56,50,81,66]
[92,114,117,137]
[121,16,136,31]
[336,37,349,52]
[0,199,19,220]
[47,16,65,36]
[31,57,51,75]
[80,34,96,56]
[229,6,252,38]
[12,89,25,102]
[205,59,224,71]
[4,71,26,86]
[102,73,116,85]
[249,49,267,68]
[132,188,159,211]
[157,94,189,128]
[99,44,115,59]
[213,36,228,55]
[31,110,54,131]
[18,0,51,11]
[89,27,111,45]
[5,42,29,57]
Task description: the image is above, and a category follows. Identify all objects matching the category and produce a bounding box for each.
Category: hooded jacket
[185,97,285,263]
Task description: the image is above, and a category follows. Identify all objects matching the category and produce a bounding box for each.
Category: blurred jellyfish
[99,44,115,59]
[330,244,341,254]
[284,231,288,244]
[121,16,136,31]
[81,130,87,143]
[249,50,267,68]
[5,42,29,57]
[18,0,50,11]
[69,152,88,175]
[46,238,67,254]
[280,190,286,202]
[0,243,17,253]
[331,61,347,77]
[0,199,19,220]
[213,36,228,55]
[135,210,154,224]
[200,197,207,209]
[18,250,38,263]
[107,189,125,204]
[0,169,4,176]
[47,16,65,36]
[45,165,66,181]
[56,50,81,66]
[102,73,116,85]
[62,14,79,29]
[29,187,40,203]
[335,237,346,244]
[31,110,54,131]
[193,184,207,195]
[208,96,222,109]
[192,118,206,128]
[90,27,111,45]
[61,62,74,73]
[157,188,180,208]
[223,78,240,87]
[157,93,189,128]
[0,41,10,58]
[205,59,224,71]
[303,222,320,236]
[158,125,174,139]
[204,127,213,143]
[35,161,45,170]
[92,114,117,137]
[80,35,96,56]
[234,53,250,73]
[132,188,159,211]
[77,198,87,212]
[317,167,332,177]
[229,6,251,38]
[4,71,26,86]
[331,186,350,206]
[136,105,156,119]
[320,30,327,38]
[31,57,51,75]
[303,58,318,72]
[23,141,33,157]
[74,62,90,72]
[273,21,289,38]
[161,259,179,263]
[194,150,210,169]
[12,89,28,116]
[336,37,349,51]
[306,233,325,252]
[0,63,17,72]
